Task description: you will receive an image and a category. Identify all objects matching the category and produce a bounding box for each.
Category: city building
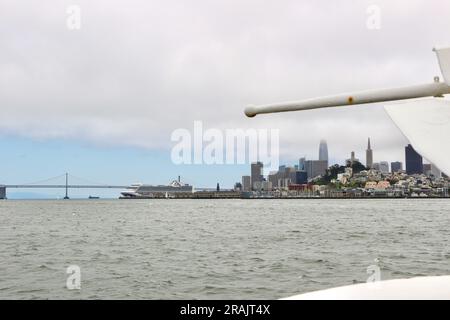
[391,161,403,173]
[305,160,328,179]
[251,162,263,190]
[376,181,391,190]
[262,181,272,191]
[423,164,432,176]
[319,140,329,167]
[366,138,373,169]
[298,157,306,171]
[379,161,389,173]
[365,181,378,189]
[372,163,380,171]
[253,180,272,191]
[266,166,308,189]
[405,144,423,175]
[431,164,441,178]
[242,176,251,192]
[345,167,353,176]
[268,172,278,188]
[291,170,308,184]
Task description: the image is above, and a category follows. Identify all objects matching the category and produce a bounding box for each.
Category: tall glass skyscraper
[318,140,328,167]
[405,144,423,175]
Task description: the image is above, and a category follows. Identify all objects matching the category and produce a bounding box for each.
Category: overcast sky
[1,0,450,189]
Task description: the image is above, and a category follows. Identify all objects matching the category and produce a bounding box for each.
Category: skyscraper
[241,176,251,191]
[405,144,423,175]
[305,160,328,179]
[379,161,389,173]
[319,140,328,167]
[366,138,373,169]
[251,162,264,190]
[298,157,306,171]
[391,161,403,173]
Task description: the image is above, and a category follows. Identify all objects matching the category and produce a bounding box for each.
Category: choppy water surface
[1,199,450,299]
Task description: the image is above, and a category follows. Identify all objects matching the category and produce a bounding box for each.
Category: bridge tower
[64,173,69,199]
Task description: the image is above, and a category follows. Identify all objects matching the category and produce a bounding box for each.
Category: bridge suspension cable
[18,173,68,186]
[67,173,109,186]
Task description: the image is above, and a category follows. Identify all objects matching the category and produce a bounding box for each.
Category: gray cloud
[1,0,449,165]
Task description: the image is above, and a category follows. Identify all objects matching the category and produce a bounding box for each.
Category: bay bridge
[0,173,128,199]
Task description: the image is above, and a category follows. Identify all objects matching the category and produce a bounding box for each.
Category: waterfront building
[242,176,251,191]
[253,180,264,191]
[262,181,272,191]
[366,138,373,169]
[405,144,423,175]
[268,172,278,188]
[251,162,264,190]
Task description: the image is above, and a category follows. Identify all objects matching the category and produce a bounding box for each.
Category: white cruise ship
[120,179,193,199]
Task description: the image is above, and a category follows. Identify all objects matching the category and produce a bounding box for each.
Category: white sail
[384,98,450,176]
[434,46,450,85]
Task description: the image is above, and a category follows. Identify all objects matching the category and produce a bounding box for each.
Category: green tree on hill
[348,161,367,174]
